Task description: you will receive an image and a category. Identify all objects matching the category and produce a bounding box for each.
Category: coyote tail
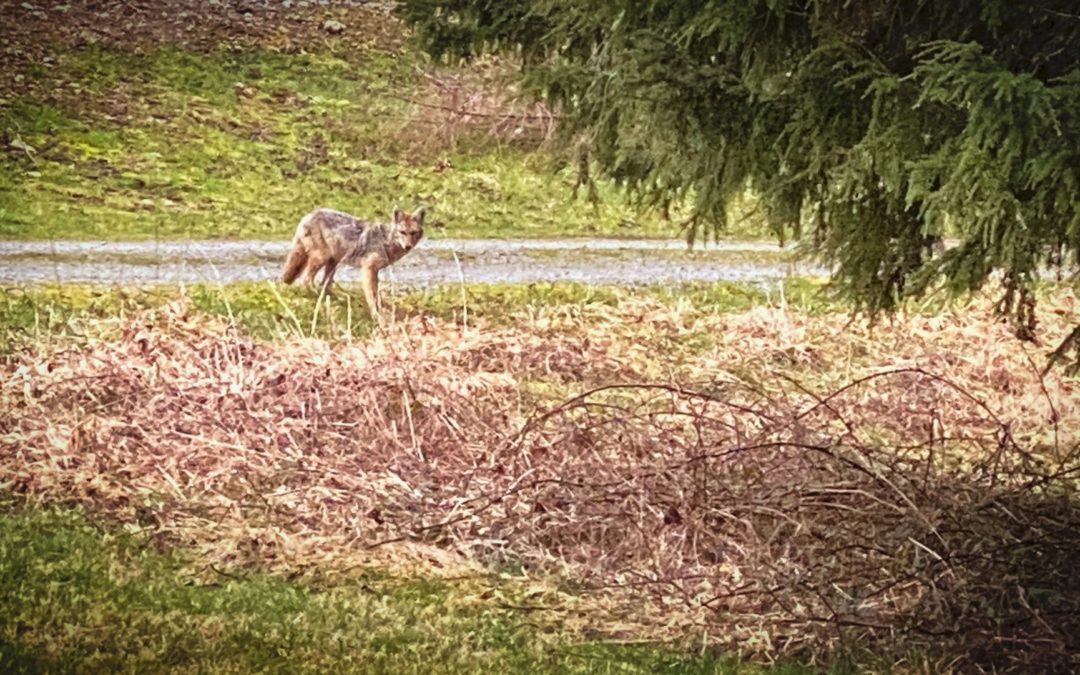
[281,241,308,284]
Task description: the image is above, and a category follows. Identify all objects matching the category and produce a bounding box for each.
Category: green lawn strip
[0,501,820,674]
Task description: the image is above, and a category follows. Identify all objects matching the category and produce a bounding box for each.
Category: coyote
[281,206,426,317]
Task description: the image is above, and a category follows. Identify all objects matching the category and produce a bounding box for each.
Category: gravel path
[0,238,826,286]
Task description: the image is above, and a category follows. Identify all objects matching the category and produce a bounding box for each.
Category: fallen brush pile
[3,298,1080,671]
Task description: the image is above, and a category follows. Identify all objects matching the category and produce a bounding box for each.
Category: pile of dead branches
[2,299,1078,671]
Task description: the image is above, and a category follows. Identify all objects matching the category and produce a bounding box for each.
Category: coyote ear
[413,206,427,225]
[393,207,405,223]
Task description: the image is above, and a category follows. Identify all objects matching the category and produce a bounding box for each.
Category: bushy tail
[281,241,308,284]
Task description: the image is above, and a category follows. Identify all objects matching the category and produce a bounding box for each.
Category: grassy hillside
[0,2,768,241]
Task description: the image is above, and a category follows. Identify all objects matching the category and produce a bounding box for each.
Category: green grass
[0,279,835,350]
[0,39,740,242]
[0,500,823,674]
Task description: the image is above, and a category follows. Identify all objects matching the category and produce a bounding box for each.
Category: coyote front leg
[360,264,381,320]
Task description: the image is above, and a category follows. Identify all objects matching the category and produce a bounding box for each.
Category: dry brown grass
[384,60,559,159]
[3,294,1079,671]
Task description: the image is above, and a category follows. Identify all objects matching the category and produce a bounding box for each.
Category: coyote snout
[281,206,426,318]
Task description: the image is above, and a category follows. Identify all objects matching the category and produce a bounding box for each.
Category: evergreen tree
[401,0,1080,365]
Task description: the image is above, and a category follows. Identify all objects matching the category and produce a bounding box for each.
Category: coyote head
[392,206,426,250]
